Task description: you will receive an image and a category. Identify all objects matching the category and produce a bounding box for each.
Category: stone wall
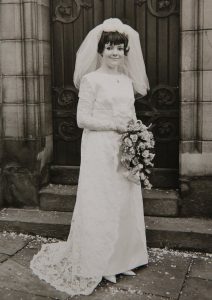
[180,0,212,216]
[0,0,53,207]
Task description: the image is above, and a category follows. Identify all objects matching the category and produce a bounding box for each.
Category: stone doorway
[51,0,180,188]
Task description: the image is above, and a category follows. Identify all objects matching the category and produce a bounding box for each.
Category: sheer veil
[73,18,149,96]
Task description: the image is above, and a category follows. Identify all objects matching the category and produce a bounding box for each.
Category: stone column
[0,45,2,207]
[180,0,212,216]
[0,0,52,207]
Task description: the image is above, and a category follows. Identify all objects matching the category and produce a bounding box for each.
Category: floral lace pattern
[30,226,102,296]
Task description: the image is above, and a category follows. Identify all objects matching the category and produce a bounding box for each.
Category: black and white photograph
[0,0,211,299]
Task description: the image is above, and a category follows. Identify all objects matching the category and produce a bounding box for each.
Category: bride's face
[101,43,125,68]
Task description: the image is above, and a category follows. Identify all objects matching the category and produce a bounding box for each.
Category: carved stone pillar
[0,0,52,207]
[180,0,212,216]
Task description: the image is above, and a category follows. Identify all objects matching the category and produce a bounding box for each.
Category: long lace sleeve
[77,76,116,131]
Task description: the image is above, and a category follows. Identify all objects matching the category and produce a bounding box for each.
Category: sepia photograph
[0,0,211,299]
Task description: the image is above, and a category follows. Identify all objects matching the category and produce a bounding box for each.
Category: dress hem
[103,259,148,276]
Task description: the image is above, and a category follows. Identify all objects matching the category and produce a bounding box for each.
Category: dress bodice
[77,71,137,131]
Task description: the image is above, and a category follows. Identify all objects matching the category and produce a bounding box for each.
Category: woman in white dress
[30,18,149,297]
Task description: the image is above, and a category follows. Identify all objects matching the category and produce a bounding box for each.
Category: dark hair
[97,31,129,56]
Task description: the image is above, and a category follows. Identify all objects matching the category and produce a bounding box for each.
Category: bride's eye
[105,44,112,50]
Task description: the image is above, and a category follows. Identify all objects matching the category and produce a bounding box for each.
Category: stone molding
[180,0,212,176]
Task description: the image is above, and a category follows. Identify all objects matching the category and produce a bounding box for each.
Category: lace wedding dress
[30,71,148,297]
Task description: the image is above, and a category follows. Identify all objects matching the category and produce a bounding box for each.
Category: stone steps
[0,208,211,252]
[39,184,179,217]
[0,208,71,240]
[50,165,79,185]
[39,184,77,212]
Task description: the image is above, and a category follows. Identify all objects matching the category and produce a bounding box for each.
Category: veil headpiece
[73,18,149,95]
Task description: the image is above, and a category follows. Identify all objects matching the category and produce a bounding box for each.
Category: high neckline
[95,70,123,76]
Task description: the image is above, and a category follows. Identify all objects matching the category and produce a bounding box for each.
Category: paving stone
[0,288,53,300]
[179,277,212,300]
[0,260,68,299]
[115,251,192,299]
[71,285,167,300]
[189,257,212,280]
[0,233,29,255]
[12,247,39,268]
[0,254,9,263]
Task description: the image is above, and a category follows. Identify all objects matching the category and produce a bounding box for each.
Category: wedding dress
[30,71,148,297]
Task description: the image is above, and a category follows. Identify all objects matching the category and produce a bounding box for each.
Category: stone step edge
[39,184,78,196]
[40,184,179,200]
[0,208,72,240]
[39,185,179,216]
[51,165,80,170]
[0,208,211,252]
[0,208,211,235]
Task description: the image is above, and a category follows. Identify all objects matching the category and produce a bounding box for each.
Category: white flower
[134,121,144,131]
[102,18,126,34]
[142,150,149,158]
[138,131,149,140]
[130,134,138,142]
[138,142,145,150]
[145,182,152,190]
[144,178,150,186]
[150,139,155,147]
[138,164,143,170]
[143,158,153,166]
[145,168,151,174]
[148,131,153,138]
[129,147,135,155]
[124,137,133,147]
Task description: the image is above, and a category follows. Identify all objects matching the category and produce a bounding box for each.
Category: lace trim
[30,241,102,297]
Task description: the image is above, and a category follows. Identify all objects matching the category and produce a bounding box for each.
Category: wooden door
[51,0,180,187]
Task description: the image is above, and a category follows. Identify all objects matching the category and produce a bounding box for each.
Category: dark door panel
[51,0,180,187]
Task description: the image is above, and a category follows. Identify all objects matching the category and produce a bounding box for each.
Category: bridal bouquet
[119,119,155,189]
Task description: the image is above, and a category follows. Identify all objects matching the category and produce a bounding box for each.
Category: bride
[30,18,149,297]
